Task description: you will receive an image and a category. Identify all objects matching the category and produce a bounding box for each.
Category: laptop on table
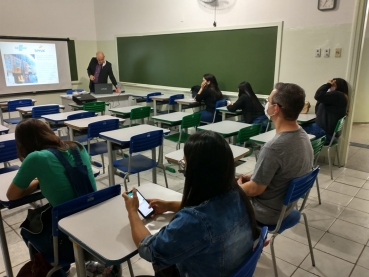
[94,83,113,94]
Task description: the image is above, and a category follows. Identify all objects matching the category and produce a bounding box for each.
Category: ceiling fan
[198,0,236,26]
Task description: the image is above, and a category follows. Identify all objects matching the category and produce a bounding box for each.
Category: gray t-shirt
[251,128,314,225]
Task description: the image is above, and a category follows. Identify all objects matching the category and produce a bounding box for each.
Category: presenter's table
[249,129,315,144]
[0,99,37,125]
[16,104,65,120]
[0,170,44,277]
[59,182,182,277]
[99,125,170,186]
[64,115,125,141]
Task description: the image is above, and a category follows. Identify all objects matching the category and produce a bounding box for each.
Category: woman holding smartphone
[122,131,259,277]
[194,73,223,123]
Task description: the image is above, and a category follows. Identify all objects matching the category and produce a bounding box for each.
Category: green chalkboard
[117,27,278,95]
[67,40,78,81]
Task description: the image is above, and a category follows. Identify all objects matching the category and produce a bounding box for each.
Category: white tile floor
[1,125,369,277]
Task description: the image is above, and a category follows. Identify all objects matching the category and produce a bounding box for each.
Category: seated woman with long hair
[194,73,224,123]
[227,81,267,129]
[6,118,97,277]
[302,78,348,144]
[123,131,259,277]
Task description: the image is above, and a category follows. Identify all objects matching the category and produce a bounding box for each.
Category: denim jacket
[138,189,254,277]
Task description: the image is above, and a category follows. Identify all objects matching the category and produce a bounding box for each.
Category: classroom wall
[0,0,98,104]
[93,0,355,111]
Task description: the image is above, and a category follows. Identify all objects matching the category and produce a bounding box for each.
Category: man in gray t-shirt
[238,83,314,225]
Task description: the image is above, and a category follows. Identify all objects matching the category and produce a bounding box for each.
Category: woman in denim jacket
[123,131,259,277]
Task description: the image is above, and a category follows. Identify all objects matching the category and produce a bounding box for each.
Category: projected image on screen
[0,42,59,86]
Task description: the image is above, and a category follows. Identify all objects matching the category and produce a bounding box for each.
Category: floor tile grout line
[347,244,368,277]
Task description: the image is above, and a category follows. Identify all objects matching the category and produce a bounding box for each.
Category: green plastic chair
[237,124,262,158]
[165,113,202,149]
[311,136,326,204]
[83,101,106,115]
[121,106,151,128]
[324,116,346,180]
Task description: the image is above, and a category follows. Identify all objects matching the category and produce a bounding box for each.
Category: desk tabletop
[152,112,191,123]
[150,95,171,100]
[64,115,125,130]
[216,107,242,114]
[99,124,170,145]
[0,133,15,142]
[58,183,183,264]
[250,129,316,144]
[165,144,249,164]
[16,104,65,113]
[174,98,197,104]
[61,94,126,100]
[68,101,109,109]
[0,99,36,107]
[0,125,9,133]
[109,105,149,115]
[198,121,251,136]
[42,111,89,122]
[297,114,316,123]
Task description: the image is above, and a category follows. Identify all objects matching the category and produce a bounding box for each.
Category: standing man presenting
[87,51,119,93]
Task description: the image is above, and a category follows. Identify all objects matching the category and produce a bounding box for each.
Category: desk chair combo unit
[3,99,33,125]
[200,98,227,125]
[311,136,326,204]
[258,167,319,277]
[113,130,168,191]
[325,116,346,180]
[65,111,97,143]
[86,119,120,174]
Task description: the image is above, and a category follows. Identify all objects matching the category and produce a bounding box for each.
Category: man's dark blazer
[87,57,117,92]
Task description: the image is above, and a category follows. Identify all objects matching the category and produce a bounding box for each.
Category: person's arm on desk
[7,179,39,200]
[147,199,181,217]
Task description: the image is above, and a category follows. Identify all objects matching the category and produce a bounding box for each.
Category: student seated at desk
[227,81,267,128]
[302,78,348,144]
[123,131,259,277]
[237,83,314,225]
[194,73,223,122]
[6,119,97,277]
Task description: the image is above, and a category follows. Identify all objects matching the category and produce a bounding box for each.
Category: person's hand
[115,87,120,93]
[122,188,139,214]
[201,80,207,89]
[237,174,252,185]
[89,75,95,81]
[328,79,336,85]
[147,199,170,217]
[227,101,232,106]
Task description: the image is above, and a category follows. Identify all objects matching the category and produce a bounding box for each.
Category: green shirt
[13,147,97,206]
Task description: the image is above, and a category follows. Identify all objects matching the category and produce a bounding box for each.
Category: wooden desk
[99,125,170,186]
[0,99,36,125]
[59,182,182,277]
[249,129,316,144]
[151,112,191,127]
[0,124,9,134]
[64,115,125,141]
[149,95,171,115]
[165,144,250,164]
[216,107,243,121]
[16,104,65,120]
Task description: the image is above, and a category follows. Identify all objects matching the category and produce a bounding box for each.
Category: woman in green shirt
[7,118,97,277]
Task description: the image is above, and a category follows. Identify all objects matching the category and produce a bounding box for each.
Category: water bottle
[116,82,120,93]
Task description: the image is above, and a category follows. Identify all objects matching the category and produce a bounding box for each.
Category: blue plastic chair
[86,119,120,174]
[32,105,60,119]
[64,112,97,143]
[258,167,320,277]
[28,185,122,277]
[113,130,168,191]
[4,99,33,125]
[231,226,268,277]
[157,94,184,114]
[66,89,83,95]
[145,92,162,103]
[0,140,19,174]
[201,99,227,124]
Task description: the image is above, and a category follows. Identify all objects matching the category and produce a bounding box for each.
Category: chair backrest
[146,92,162,103]
[168,94,184,105]
[67,111,96,121]
[334,116,346,133]
[237,124,262,144]
[66,89,83,95]
[130,106,151,121]
[7,99,33,112]
[231,226,268,277]
[51,185,121,236]
[181,112,201,129]
[32,105,60,119]
[87,119,119,139]
[83,101,106,113]
[311,136,326,157]
[129,130,163,154]
[212,99,228,122]
[0,140,18,163]
[284,167,320,206]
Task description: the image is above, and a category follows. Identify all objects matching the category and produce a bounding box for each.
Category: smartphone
[127,189,154,219]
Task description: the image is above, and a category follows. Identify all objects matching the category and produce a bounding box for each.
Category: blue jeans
[252,115,268,133]
[199,110,221,123]
[301,123,333,144]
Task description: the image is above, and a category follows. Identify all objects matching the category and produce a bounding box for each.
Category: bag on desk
[301,101,311,114]
[16,252,53,277]
[20,203,52,234]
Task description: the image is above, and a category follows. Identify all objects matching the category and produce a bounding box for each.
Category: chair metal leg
[302,212,315,266]
[162,166,169,188]
[127,258,135,277]
[336,146,341,168]
[123,174,129,191]
[327,147,333,180]
[101,154,105,174]
[270,235,279,277]
[316,177,322,205]
[138,172,140,187]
